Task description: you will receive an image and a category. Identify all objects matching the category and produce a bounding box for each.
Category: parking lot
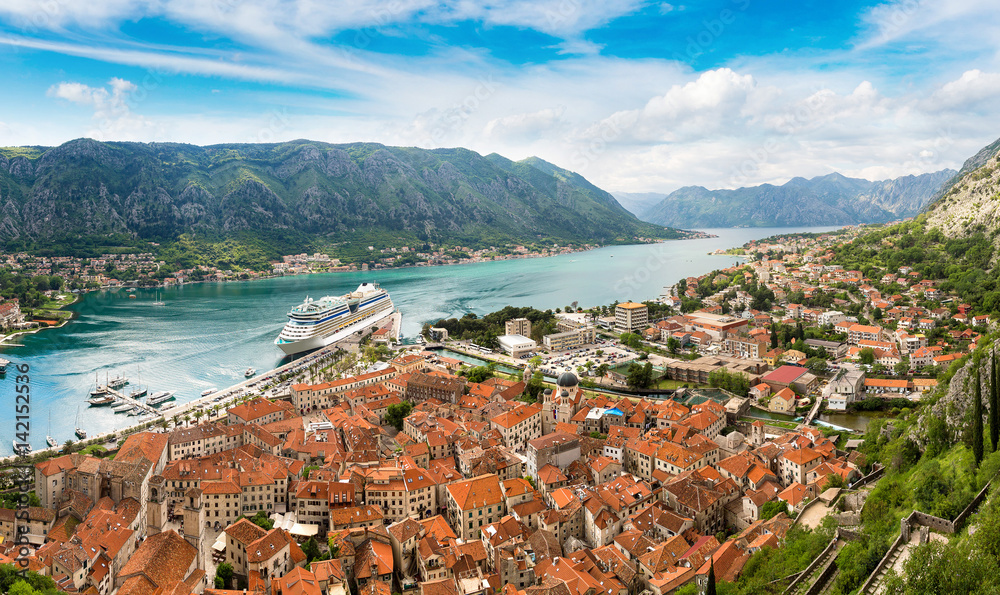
[537,341,638,378]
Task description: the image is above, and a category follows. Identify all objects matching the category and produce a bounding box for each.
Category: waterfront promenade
[1,311,401,463]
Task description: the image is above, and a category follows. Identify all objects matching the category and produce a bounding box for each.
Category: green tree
[708,368,751,397]
[626,362,654,389]
[666,336,680,353]
[464,365,494,383]
[760,501,787,520]
[619,332,643,349]
[806,357,827,374]
[525,371,544,400]
[302,537,322,562]
[385,401,413,431]
[992,355,999,453]
[239,510,274,531]
[706,559,716,595]
[859,347,876,365]
[8,582,41,595]
[974,366,984,467]
[215,562,234,589]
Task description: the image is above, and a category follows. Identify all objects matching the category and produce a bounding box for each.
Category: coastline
[0,294,79,346]
[33,238,695,338]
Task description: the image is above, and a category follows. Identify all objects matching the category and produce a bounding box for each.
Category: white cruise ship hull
[275,300,394,356]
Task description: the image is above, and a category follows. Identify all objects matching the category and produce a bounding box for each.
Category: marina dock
[103,387,160,416]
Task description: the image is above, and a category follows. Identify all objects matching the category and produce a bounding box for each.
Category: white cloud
[925,69,1000,111]
[47,78,161,141]
[5,0,1000,196]
[484,107,567,142]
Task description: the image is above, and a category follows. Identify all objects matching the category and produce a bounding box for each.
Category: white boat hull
[275,307,394,356]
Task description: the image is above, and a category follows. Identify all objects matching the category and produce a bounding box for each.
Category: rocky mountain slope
[0,139,681,249]
[624,170,955,228]
[923,137,1000,240]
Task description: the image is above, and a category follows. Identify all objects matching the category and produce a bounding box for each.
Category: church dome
[556,372,579,387]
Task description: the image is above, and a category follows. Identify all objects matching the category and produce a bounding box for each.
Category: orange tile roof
[118,530,197,589]
[781,447,822,466]
[447,474,504,510]
[223,518,267,545]
[492,403,542,429]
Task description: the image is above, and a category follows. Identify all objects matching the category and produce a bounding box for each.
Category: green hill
[0,139,685,263]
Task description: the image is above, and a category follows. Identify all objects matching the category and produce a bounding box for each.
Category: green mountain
[627,170,955,228]
[0,139,684,255]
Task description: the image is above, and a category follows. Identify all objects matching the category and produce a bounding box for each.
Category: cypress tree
[991,354,999,453]
[706,558,717,595]
[974,366,984,467]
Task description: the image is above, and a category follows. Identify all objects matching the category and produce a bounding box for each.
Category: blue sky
[0,0,998,192]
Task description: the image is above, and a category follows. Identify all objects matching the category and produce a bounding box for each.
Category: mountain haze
[618,170,955,228]
[0,139,683,252]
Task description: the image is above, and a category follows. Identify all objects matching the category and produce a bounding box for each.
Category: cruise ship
[275,282,395,355]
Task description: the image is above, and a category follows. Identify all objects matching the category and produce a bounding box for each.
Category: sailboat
[46,411,56,448]
[129,367,147,399]
[152,290,165,307]
[75,407,87,439]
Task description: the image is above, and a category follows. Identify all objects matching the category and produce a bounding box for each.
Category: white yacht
[147,391,176,406]
[274,282,394,355]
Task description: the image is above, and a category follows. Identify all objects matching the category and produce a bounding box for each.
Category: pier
[102,387,160,416]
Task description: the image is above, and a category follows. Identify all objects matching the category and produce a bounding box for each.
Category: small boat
[148,391,175,406]
[12,440,30,456]
[90,386,108,397]
[201,388,217,397]
[113,402,133,413]
[46,412,56,448]
[129,366,147,399]
[87,395,116,406]
[152,291,165,306]
[107,374,128,389]
[159,403,176,412]
[244,368,255,378]
[128,294,137,299]
[0,358,9,374]
[128,406,143,416]
[75,407,87,439]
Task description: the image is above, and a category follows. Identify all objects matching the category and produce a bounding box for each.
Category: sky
[0,0,998,194]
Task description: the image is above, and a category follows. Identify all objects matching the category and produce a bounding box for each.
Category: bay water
[1,226,838,448]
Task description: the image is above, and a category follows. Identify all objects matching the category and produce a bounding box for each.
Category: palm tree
[193,410,205,424]
[173,414,181,428]
[157,418,169,432]
[182,414,191,427]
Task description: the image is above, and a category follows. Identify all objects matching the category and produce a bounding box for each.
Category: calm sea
[2,226,838,448]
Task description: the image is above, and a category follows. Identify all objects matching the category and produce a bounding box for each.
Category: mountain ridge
[614,169,955,228]
[0,139,685,255]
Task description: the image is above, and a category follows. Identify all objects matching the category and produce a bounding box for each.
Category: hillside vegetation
[0,139,684,266]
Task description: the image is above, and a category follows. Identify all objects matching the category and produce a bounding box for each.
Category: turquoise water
[0,226,838,448]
